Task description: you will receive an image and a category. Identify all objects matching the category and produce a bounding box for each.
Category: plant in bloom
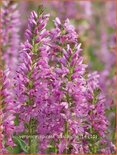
[1,0,20,153]
[1,2,116,154]
[1,0,20,71]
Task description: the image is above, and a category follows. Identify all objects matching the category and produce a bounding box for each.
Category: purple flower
[1,70,16,148]
[1,0,20,71]
[1,4,115,153]
[1,0,20,150]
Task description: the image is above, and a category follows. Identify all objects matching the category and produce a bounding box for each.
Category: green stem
[64,63,74,153]
[28,119,37,153]
[28,119,31,153]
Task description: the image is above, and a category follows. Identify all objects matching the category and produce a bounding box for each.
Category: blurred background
[18,0,116,144]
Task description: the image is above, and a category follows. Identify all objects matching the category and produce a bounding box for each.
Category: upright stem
[28,119,32,153]
[28,119,37,153]
[64,54,74,153]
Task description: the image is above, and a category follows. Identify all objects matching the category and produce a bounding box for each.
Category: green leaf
[47,145,57,153]
[7,146,21,154]
[37,5,44,16]
[28,137,38,153]
[13,136,28,153]
[14,114,19,126]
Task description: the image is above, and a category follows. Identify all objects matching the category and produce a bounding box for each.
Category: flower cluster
[1,0,20,152]
[42,0,116,109]
[1,3,115,154]
[1,0,20,71]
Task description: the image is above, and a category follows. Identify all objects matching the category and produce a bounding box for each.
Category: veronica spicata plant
[1,0,20,153]
[1,0,20,70]
[1,4,115,154]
